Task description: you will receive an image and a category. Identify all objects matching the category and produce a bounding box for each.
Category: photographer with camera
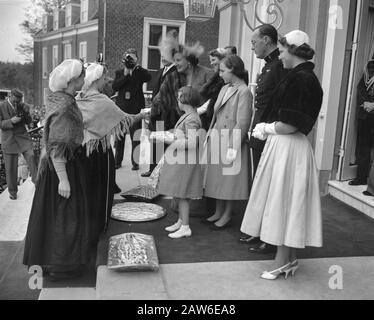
[112,48,152,170]
[0,89,37,200]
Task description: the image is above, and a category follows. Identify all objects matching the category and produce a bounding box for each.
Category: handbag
[147,154,165,190]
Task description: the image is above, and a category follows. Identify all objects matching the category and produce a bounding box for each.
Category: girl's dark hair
[279,37,315,60]
[222,55,249,85]
[178,86,201,108]
[224,46,237,55]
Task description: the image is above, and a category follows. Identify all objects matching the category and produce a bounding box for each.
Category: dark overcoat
[112,66,152,114]
[0,99,33,154]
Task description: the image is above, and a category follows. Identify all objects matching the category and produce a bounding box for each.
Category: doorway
[338,0,374,181]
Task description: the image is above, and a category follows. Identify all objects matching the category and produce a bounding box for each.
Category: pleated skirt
[240,133,323,249]
[158,147,203,200]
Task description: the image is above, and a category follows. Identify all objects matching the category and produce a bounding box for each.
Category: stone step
[96,266,168,300]
[94,258,374,300]
[328,180,374,219]
[38,288,96,300]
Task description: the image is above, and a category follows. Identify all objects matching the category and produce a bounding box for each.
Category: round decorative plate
[111,202,166,222]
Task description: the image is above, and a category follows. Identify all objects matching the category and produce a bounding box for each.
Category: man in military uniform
[240,25,287,254]
[0,89,37,200]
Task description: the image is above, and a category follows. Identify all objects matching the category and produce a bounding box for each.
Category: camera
[124,54,137,69]
[15,103,26,119]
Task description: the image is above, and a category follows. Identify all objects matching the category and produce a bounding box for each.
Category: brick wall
[99,0,219,78]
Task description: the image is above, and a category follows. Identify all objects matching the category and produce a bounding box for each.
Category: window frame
[43,88,49,106]
[65,3,72,27]
[52,45,59,69]
[81,0,89,23]
[42,47,48,79]
[79,41,87,62]
[53,9,59,30]
[64,43,72,59]
[142,17,186,93]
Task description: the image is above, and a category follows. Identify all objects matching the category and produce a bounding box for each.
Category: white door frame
[336,0,363,179]
[337,0,371,180]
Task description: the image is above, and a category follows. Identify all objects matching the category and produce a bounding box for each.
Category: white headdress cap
[82,63,105,92]
[49,59,83,92]
[284,30,310,47]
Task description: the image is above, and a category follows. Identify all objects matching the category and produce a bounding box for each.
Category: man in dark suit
[349,57,374,187]
[112,48,151,170]
[0,89,37,199]
[240,25,287,254]
[141,55,178,177]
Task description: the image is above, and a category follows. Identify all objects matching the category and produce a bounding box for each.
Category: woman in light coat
[203,55,252,229]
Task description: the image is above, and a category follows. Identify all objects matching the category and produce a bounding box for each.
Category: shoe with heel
[261,262,291,280]
[284,259,299,279]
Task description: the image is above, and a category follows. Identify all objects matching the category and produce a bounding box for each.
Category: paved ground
[1,135,373,300]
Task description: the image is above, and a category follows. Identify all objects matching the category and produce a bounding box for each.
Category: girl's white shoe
[165,220,182,232]
[168,226,192,239]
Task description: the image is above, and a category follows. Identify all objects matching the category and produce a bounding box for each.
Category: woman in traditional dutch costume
[76,63,145,252]
[23,59,89,280]
[240,30,324,280]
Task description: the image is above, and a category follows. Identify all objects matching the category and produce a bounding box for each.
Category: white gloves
[141,107,151,114]
[150,131,176,144]
[251,122,277,141]
[225,148,238,164]
[252,123,267,141]
[364,102,374,113]
[197,100,210,115]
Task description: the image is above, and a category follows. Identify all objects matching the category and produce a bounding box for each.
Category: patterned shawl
[76,91,135,156]
[37,91,84,180]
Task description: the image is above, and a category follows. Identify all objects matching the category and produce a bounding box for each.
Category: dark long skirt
[86,146,115,245]
[23,148,91,268]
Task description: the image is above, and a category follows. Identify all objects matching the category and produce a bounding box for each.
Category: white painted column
[314,0,351,171]
[217,1,242,49]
